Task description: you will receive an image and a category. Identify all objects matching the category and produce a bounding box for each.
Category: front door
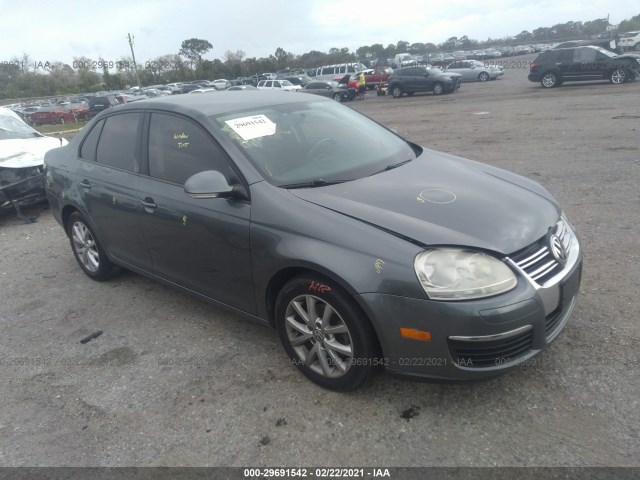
[137,112,255,314]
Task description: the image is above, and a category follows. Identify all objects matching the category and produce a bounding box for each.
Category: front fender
[249,182,426,321]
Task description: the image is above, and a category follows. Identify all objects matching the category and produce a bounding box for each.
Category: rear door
[76,112,151,269]
[137,112,255,313]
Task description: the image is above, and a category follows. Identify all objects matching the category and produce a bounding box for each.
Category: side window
[274,81,282,88]
[95,113,141,171]
[574,48,596,63]
[79,119,104,161]
[148,113,230,185]
[347,66,355,73]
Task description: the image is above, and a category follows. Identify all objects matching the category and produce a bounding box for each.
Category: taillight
[530,63,537,71]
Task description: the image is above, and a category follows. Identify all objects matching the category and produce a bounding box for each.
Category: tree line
[1,13,638,101]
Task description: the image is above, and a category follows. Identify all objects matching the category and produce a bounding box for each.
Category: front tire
[391,85,403,98]
[333,93,343,102]
[478,72,489,81]
[610,68,627,84]
[67,212,118,281]
[541,72,559,88]
[432,82,444,95]
[275,275,377,391]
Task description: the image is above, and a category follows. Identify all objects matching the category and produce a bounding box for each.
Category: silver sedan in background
[445,60,504,82]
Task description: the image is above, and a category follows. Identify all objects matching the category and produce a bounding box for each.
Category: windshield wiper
[280,179,350,189]
[369,158,413,176]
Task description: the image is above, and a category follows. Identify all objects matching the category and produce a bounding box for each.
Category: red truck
[363,67,393,89]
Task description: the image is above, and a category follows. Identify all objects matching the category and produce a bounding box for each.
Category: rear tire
[275,274,377,391]
[541,72,558,88]
[67,212,118,281]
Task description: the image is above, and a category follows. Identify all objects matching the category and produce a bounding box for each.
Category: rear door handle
[79,180,91,189]
[140,198,157,211]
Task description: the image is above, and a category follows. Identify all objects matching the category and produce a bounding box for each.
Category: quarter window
[147,113,230,185]
[79,119,104,161]
[95,113,141,171]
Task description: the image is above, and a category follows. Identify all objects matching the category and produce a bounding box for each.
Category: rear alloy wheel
[67,212,118,281]
[541,72,558,88]
[275,275,377,391]
[391,86,403,98]
[432,82,444,95]
[478,72,490,81]
[333,93,343,102]
[610,68,627,84]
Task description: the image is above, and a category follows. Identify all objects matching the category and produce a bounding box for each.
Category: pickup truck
[363,68,393,89]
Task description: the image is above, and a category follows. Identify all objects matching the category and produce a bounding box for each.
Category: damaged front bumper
[0,165,46,211]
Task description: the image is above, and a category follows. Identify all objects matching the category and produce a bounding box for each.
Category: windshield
[0,113,41,140]
[213,100,416,186]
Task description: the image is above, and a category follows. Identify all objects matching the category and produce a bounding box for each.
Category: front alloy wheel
[333,93,343,102]
[392,86,403,98]
[276,275,377,391]
[478,72,489,81]
[433,82,444,95]
[610,68,626,84]
[284,295,354,379]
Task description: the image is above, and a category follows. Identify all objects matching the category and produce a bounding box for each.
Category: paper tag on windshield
[225,115,276,140]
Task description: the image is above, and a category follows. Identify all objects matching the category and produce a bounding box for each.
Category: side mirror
[184,170,241,199]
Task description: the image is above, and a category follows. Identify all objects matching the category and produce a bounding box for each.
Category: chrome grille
[510,219,574,286]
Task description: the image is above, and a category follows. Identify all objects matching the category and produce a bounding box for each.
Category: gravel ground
[1,55,639,467]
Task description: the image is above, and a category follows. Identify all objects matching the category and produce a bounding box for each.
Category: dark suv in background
[87,96,119,117]
[528,46,640,88]
[387,66,461,97]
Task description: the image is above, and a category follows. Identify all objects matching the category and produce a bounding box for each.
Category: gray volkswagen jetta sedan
[45,92,582,391]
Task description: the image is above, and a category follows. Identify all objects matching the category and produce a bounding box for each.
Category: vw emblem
[313,329,325,343]
[549,234,567,264]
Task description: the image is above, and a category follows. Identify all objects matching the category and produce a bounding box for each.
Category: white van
[314,63,366,81]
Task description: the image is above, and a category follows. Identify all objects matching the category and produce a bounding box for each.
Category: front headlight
[414,249,517,301]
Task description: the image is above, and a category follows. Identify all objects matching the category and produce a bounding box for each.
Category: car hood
[614,53,640,61]
[289,149,560,254]
[0,137,67,168]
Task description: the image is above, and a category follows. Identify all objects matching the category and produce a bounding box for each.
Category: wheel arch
[61,204,80,236]
[264,265,384,357]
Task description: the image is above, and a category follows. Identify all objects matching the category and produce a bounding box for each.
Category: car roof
[114,90,313,117]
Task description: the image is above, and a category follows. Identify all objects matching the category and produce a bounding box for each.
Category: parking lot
[1,55,639,467]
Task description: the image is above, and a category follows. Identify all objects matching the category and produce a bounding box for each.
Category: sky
[0,0,636,67]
